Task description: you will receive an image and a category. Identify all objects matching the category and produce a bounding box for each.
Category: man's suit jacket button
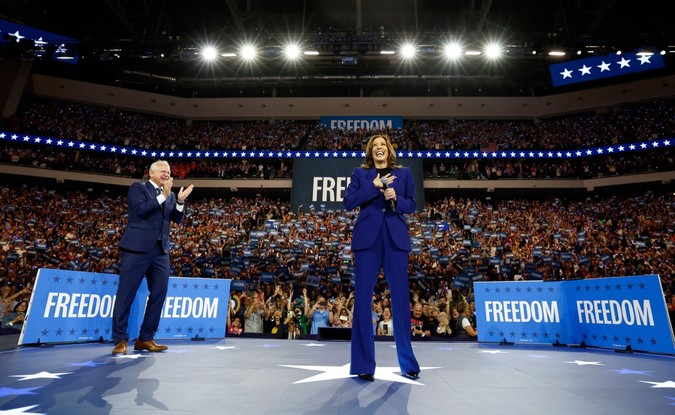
[382,209,386,212]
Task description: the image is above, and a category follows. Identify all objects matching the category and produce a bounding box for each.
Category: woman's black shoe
[357,374,375,382]
[404,372,419,379]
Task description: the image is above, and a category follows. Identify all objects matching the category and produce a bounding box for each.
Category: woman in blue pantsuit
[344,134,421,381]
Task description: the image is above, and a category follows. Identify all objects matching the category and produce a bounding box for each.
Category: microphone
[380,176,396,212]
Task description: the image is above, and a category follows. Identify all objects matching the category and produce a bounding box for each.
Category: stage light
[548,50,566,56]
[400,43,416,59]
[201,46,218,61]
[303,50,319,56]
[484,43,502,59]
[283,44,302,60]
[240,45,257,61]
[443,42,462,59]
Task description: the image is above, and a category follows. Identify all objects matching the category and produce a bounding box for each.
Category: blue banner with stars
[19,269,230,345]
[549,52,665,87]
[475,274,675,354]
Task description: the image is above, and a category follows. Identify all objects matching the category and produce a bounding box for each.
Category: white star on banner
[579,65,591,75]
[279,363,439,385]
[617,57,631,68]
[0,405,44,414]
[560,68,573,79]
[639,380,675,388]
[10,371,73,381]
[637,54,652,65]
[597,61,611,72]
[566,360,604,366]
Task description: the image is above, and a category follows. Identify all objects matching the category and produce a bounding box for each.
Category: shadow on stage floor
[0,335,673,415]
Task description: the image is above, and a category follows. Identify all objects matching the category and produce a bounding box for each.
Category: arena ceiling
[2,0,674,97]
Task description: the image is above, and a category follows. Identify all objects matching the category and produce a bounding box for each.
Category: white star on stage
[65,361,109,368]
[113,354,148,360]
[610,369,652,375]
[279,363,439,385]
[479,350,508,354]
[9,371,73,381]
[0,405,44,414]
[560,68,573,79]
[639,380,675,388]
[302,343,326,347]
[566,360,604,366]
[214,345,238,350]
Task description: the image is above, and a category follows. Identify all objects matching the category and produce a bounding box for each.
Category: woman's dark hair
[361,134,400,169]
[13,300,27,313]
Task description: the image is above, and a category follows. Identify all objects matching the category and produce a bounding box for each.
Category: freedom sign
[474,274,675,354]
[19,268,230,345]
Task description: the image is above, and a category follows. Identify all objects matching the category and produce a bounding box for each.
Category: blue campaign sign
[549,52,665,87]
[475,275,675,354]
[19,269,230,345]
[320,116,403,131]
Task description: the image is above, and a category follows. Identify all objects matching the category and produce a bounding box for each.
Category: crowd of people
[0,98,673,180]
[0,182,672,338]
[0,97,673,339]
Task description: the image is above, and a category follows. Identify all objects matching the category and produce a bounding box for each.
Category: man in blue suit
[112,160,194,355]
[344,134,421,381]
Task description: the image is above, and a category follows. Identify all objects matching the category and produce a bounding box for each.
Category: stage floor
[0,337,673,415]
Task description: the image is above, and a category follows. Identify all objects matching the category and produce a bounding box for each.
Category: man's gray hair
[149,160,170,172]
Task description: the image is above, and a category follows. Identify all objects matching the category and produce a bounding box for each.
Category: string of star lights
[0,131,671,160]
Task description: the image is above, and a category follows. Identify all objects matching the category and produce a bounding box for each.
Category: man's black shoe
[357,374,375,382]
[404,372,420,379]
